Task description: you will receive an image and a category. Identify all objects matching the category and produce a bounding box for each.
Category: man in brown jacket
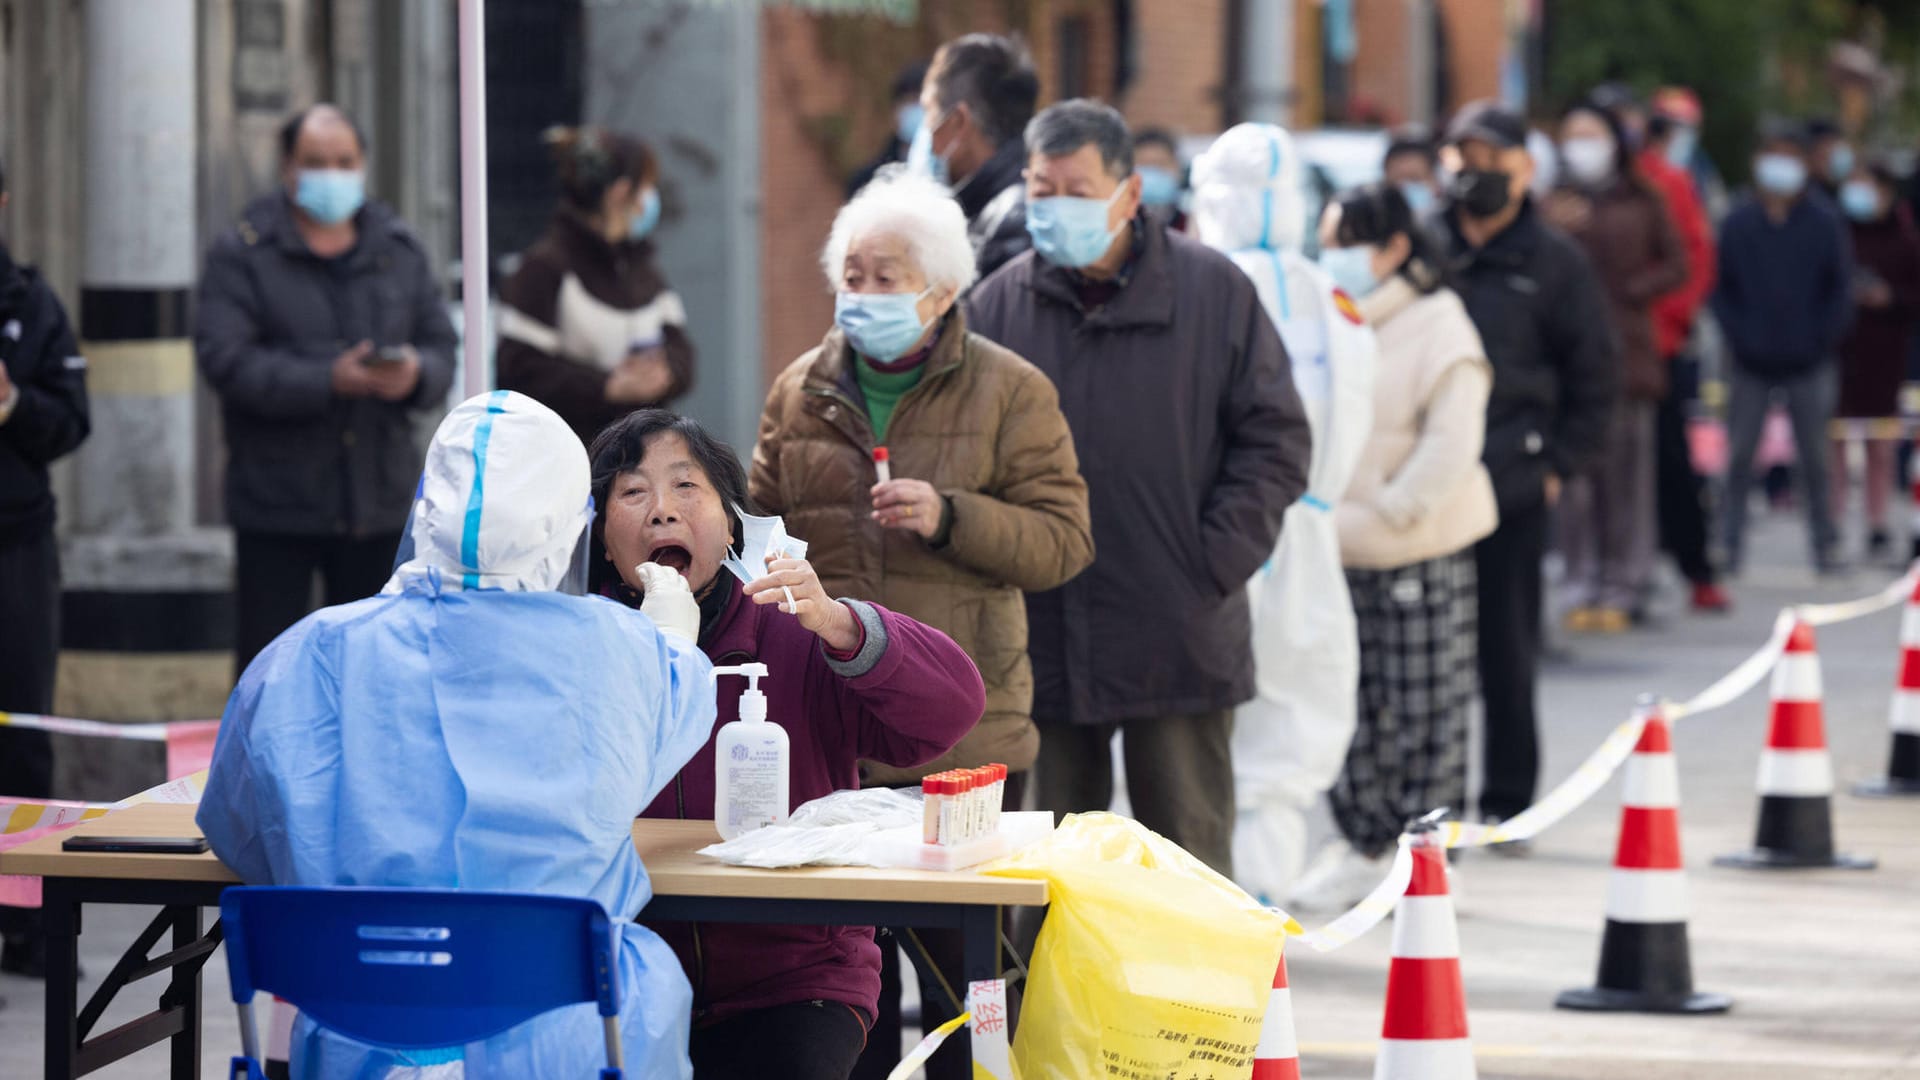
[968,100,1312,876]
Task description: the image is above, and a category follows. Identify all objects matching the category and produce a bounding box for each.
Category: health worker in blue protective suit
[197,390,716,1080]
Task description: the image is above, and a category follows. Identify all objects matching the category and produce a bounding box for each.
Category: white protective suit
[198,391,716,1079]
[1192,124,1378,905]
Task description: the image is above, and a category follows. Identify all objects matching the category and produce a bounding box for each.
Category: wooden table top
[0,802,1048,907]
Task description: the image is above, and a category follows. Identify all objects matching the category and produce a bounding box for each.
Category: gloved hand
[636,562,700,642]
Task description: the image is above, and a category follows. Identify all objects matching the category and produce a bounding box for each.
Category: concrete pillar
[1241,0,1293,126]
[1406,0,1437,125]
[60,0,233,725]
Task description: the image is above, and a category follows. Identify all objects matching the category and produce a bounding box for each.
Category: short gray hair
[1024,99,1133,178]
[820,171,979,295]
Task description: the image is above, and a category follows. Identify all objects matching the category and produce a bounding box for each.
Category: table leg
[959,904,1000,988]
[168,906,203,1079]
[42,879,79,1080]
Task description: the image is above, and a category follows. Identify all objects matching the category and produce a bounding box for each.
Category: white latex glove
[635,562,700,642]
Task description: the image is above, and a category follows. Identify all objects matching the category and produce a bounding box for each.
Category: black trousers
[234,531,402,675]
[1656,356,1717,586]
[690,1001,869,1080]
[0,528,57,938]
[1475,500,1548,822]
[0,528,58,795]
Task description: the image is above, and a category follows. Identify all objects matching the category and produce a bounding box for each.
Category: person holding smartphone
[497,126,696,446]
[194,103,457,677]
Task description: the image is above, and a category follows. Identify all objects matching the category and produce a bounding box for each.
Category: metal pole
[457,0,490,398]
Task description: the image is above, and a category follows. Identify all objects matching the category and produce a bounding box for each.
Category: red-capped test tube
[921,775,942,844]
[873,446,892,485]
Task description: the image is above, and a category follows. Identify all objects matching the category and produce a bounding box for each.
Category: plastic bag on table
[697,788,924,868]
[984,812,1294,1080]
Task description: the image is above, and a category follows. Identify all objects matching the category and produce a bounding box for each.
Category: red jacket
[639,578,985,1027]
[1640,149,1717,359]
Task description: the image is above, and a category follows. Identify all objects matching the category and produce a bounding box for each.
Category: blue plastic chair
[220,886,625,1079]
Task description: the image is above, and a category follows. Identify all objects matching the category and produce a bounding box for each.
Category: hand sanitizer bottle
[711,664,789,841]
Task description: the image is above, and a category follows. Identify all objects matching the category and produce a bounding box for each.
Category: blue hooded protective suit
[198,390,715,1079]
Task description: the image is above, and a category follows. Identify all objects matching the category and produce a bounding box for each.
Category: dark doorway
[486,0,585,276]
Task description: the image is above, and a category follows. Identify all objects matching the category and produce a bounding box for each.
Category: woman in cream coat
[1291,182,1500,910]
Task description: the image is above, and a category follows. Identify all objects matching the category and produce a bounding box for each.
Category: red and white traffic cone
[1855,576,1920,797]
[1375,835,1474,1080]
[1252,952,1300,1080]
[1557,703,1731,1013]
[1715,621,1875,869]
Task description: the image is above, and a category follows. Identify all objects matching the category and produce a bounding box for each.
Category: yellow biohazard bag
[985,812,1293,1080]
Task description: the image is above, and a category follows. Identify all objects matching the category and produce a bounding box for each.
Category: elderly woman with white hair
[750,170,1092,1078]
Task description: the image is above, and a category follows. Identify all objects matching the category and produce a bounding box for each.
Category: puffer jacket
[750,309,1093,783]
[195,193,458,536]
[1544,178,1689,401]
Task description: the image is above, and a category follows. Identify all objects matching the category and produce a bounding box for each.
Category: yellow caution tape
[886,1011,973,1080]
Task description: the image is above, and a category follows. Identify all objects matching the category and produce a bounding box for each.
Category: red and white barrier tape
[1286,567,1919,953]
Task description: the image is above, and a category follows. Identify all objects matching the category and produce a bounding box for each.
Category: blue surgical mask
[1318,245,1381,299]
[1664,127,1698,169]
[1137,165,1181,208]
[835,288,934,362]
[295,169,366,226]
[1840,179,1881,222]
[1755,154,1808,198]
[1027,187,1126,269]
[1826,144,1855,183]
[1397,181,1436,217]
[895,103,925,146]
[906,120,949,186]
[629,187,662,240]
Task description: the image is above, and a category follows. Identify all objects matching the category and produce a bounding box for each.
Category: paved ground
[1290,508,1920,1080]
[2,509,1918,1077]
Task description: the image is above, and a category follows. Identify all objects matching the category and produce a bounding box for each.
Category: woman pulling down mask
[587,408,986,1080]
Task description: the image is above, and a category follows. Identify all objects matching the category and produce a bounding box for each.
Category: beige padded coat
[750,309,1094,784]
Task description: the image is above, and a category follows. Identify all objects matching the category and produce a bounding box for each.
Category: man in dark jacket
[1712,123,1854,575]
[1439,101,1618,840]
[196,104,456,673]
[968,100,1311,876]
[917,33,1039,279]
[0,160,90,978]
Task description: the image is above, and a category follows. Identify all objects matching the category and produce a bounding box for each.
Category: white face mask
[1561,136,1616,186]
[721,505,809,586]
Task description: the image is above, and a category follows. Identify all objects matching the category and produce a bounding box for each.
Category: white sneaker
[1287,840,1391,912]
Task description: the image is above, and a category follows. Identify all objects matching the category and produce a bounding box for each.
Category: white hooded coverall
[1192,123,1378,904]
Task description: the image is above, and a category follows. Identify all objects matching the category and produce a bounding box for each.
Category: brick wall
[759,11,856,389]
[1439,0,1506,114]
[1117,0,1227,135]
[1350,0,1416,126]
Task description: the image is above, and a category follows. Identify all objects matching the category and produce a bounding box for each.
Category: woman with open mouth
[587,407,987,1080]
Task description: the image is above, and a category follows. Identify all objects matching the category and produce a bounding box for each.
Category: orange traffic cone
[1855,576,1920,797]
[1375,833,1474,1080]
[1557,704,1730,1013]
[1252,953,1300,1079]
[1715,621,1875,869]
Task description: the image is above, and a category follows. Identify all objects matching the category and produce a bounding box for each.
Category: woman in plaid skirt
[1291,182,1502,910]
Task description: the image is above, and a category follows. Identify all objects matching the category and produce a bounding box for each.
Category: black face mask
[1450,168,1514,219]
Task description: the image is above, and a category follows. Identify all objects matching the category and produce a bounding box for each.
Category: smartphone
[62,835,210,855]
[364,346,410,366]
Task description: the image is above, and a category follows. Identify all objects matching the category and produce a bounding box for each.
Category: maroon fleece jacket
[638,577,985,1027]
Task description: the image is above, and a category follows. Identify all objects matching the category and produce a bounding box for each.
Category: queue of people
[115,35,1919,1078]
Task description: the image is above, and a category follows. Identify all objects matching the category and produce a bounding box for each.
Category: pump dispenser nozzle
[711,663,770,722]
